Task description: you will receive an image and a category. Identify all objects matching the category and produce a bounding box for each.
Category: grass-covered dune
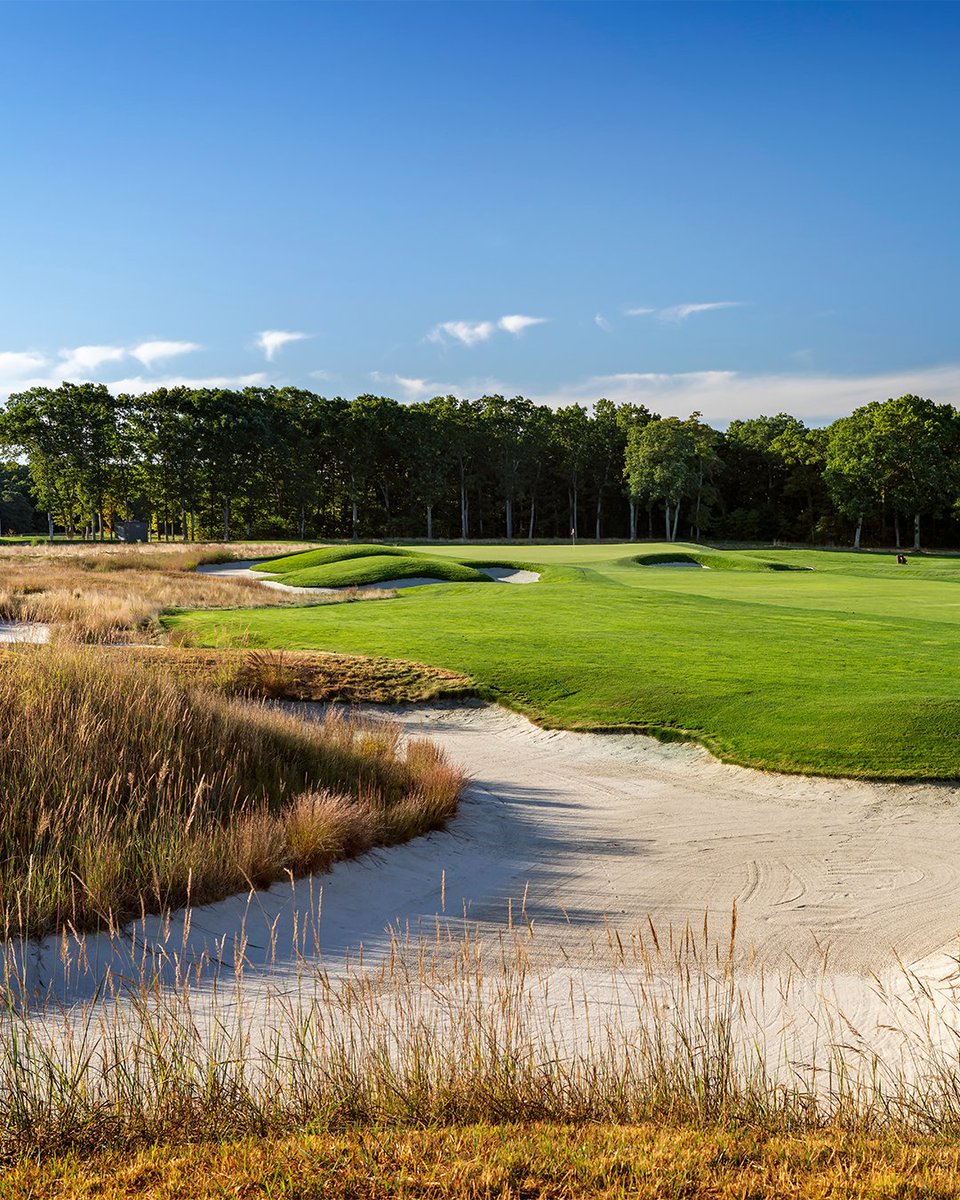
[0,646,463,939]
[170,541,960,779]
[254,543,492,587]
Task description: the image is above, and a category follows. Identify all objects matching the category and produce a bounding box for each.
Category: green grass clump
[278,553,490,588]
[253,543,410,574]
[0,646,463,939]
[168,541,960,778]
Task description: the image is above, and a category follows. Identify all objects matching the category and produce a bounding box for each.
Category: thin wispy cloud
[57,344,127,379]
[498,314,547,335]
[532,364,960,425]
[625,301,745,323]
[428,314,548,347]
[107,373,268,395]
[370,370,507,402]
[0,351,48,378]
[594,313,612,332]
[256,330,310,361]
[131,340,202,368]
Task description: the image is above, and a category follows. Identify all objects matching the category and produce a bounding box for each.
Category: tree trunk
[426,504,433,540]
[298,506,305,540]
[190,510,196,542]
[223,498,231,542]
[460,478,469,540]
[894,513,900,549]
[671,502,681,542]
[181,499,188,543]
[628,497,637,541]
[914,513,921,551]
[528,498,536,539]
[47,512,54,543]
[595,495,602,541]
[505,498,513,539]
[664,502,671,541]
[351,499,358,540]
[853,514,863,549]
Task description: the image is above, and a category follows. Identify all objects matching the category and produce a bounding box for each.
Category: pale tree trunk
[528,499,536,539]
[351,500,358,540]
[853,514,863,549]
[671,502,681,542]
[298,506,305,540]
[47,512,54,543]
[426,504,433,540]
[894,513,901,549]
[628,497,637,541]
[460,481,469,540]
[913,513,921,551]
[595,495,602,541]
[505,498,513,539]
[181,499,188,543]
[664,502,671,540]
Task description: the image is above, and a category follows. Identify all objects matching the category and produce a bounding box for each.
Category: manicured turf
[167,542,960,778]
[255,543,491,586]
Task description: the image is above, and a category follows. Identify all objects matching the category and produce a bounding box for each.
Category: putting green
[168,543,960,779]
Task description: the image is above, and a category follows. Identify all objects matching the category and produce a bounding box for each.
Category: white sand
[0,621,50,643]
[17,699,960,996]
[11,699,960,1086]
[478,566,540,583]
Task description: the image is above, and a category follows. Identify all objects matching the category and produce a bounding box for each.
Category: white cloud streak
[106,373,268,395]
[498,314,547,335]
[625,302,745,322]
[428,314,548,346]
[256,330,310,361]
[531,364,960,425]
[56,344,127,379]
[0,352,48,378]
[131,340,202,368]
[594,313,612,332]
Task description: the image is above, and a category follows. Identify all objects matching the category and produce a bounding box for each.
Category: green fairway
[167,542,960,779]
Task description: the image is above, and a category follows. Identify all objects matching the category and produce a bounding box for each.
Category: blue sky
[1,0,958,424]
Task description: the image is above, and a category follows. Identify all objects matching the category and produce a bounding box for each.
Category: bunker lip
[197,559,540,591]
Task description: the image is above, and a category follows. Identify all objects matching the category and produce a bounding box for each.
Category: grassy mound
[277,554,490,588]
[0,646,463,939]
[253,543,411,574]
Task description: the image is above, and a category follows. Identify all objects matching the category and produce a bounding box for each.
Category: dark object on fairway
[116,520,149,543]
[896,553,908,565]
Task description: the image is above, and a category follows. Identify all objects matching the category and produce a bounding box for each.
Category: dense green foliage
[3,385,960,547]
[170,541,960,779]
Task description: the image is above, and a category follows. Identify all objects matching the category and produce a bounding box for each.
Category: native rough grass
[0,646,464,940]
[0,542,383,643]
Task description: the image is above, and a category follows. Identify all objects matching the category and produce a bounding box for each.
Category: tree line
[0,383,958,549]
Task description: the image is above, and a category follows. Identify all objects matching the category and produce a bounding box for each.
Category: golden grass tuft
[0,645,464,939]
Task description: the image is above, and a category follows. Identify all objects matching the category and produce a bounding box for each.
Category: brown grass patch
[136,646,475,703]
[7,1123,960,1198]
[0,542,380,643]
[0,645,464,940]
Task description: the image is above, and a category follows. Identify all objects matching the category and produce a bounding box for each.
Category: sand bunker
[199,559,540,592]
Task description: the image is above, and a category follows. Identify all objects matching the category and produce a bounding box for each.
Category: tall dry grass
[0,646,463,940]
[3,913,960,1160]
[0,542,372,643]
